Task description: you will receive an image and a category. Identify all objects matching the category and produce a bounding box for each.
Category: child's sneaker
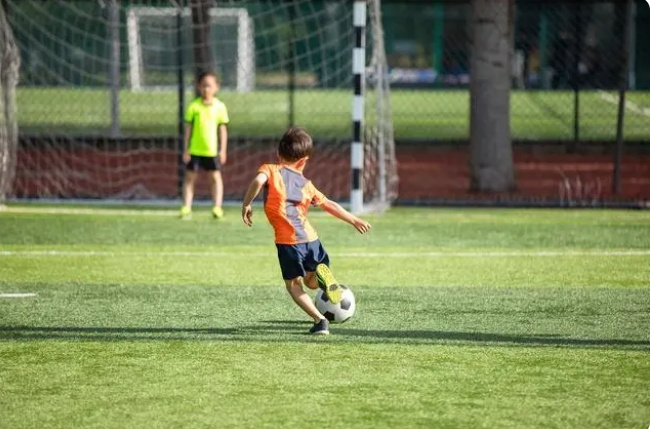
[309,318,329,335]
[212,206,224,219]
[179,206,192,220]
[316,263,343,304]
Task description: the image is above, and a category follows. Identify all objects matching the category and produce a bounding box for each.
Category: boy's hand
[182,151,191,164]
[242,204,253,227]
[352,218,371,234]
[219,151,227,165]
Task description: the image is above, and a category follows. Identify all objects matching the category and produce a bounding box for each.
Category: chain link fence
[2,0,649,205]
[7,0,649,141]
[384,0,649,142]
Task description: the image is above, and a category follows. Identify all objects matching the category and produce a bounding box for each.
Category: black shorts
[276,239,330,280]
[186,155,221,172]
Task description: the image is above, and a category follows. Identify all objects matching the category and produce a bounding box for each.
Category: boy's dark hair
[197,71,219,84]
[278,127,313,162]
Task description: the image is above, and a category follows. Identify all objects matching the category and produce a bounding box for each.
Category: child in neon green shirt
[180,72,230,219]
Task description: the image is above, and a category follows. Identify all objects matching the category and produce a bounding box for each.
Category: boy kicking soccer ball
[241,127,371,335]
[180,71,229,220]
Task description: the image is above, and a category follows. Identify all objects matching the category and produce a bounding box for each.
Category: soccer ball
[314,285,356,323]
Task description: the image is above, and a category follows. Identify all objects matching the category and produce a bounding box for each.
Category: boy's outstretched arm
[241,173,268,227]
[319,200,371,234]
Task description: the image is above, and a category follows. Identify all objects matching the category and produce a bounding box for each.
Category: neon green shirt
[184,97,230,157]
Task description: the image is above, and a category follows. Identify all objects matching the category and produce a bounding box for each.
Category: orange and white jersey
[258,163,328,244]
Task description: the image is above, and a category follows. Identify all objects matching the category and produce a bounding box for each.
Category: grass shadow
[334,328,650,348]
[1,323,648,350]
[0,326,239,342]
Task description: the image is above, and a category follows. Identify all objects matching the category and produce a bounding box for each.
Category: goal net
[127,6,254,92]
[3,0,397,210]
[0,1,20,204]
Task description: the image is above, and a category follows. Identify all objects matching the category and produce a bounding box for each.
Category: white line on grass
[0,293,37,298]
[0,199,261,217]
[0,250,649,258]
[341,250,650,257]
[2,206,178,216]
[0,204,333,217]
[598,91,650,118]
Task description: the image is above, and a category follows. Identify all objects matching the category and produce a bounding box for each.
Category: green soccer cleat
[316,263,343,305]
[179,206,192,220]
[212,206,224,219]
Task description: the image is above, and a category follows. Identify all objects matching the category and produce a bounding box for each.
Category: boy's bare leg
[181,171,197,218]
[303,272,319,290]
[285,278,324,322]
[210,171,224,218]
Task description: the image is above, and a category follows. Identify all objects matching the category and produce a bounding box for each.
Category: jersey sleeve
[308,181,328,206]
[184,101,195,123]
[217,103,230,125]
[257,164,272,179]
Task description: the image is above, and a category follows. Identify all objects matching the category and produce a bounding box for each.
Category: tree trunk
[190,0,213,85]
[469,0,515,192]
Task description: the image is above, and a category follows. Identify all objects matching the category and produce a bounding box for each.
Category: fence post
[613,0,633,195]
[571,3,582,146]
[538,9,549,89]
[627,1,636,90]
[288,0,296,127]
[433,3,444,74]
[177,2,185,198]
[108,0,120,138]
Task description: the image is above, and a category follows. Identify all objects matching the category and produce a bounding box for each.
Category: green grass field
[1,206,649,428]
[17,88,650,140]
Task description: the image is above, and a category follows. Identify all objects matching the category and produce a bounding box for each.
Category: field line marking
[341,250,650,257]
[1,250,649,257]
[598,90,650,118]
[0,293,37,298]
[0,206,329,217]
[1,202,264,216]
[2,206,178,216]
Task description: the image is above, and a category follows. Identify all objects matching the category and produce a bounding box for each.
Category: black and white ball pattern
[314,285,356,323]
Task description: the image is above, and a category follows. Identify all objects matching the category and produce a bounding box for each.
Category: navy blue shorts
[276,239,330,280]
[186,155,221,172]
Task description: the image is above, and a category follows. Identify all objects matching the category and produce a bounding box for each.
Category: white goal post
[126,6,254,92]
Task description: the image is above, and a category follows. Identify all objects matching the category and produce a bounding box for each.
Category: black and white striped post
[351,0,366,214]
